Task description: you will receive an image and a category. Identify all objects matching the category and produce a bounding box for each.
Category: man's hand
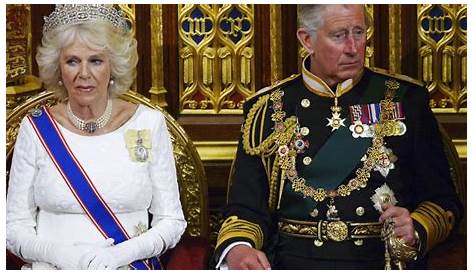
[379,204,416,246]
[226,245,271,270]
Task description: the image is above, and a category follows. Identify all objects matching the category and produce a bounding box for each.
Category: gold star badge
[326,112,346,131]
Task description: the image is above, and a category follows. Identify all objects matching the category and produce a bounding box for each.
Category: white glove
[79,235,163,270]
[20,238,113,269]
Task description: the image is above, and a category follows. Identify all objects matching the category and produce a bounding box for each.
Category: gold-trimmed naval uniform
[213,58,462,269]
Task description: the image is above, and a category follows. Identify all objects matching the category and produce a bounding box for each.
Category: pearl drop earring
[109,79,115,85]
[58,80,63,86]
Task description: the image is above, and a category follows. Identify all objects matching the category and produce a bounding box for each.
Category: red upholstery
[6,250,24,270]
[164,236,211,269]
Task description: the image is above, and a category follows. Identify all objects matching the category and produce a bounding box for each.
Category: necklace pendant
[66,99,113,133]
[84,122,97,133]
[326,112,346,132]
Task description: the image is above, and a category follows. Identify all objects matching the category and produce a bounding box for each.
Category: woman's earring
[109,79,115,85]
[58,80,63,86]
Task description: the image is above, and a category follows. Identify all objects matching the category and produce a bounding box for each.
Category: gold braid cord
[410,201,455,252]
[216,216,264,250]
[242,88,298,210]
[242,90,297,156]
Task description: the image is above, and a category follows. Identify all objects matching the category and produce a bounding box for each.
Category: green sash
[300,126,370,190]
[300,74,407,192]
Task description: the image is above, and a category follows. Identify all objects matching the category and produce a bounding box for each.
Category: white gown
[6,104,187,269]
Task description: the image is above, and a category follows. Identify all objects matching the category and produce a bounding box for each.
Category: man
[212,4,462,269]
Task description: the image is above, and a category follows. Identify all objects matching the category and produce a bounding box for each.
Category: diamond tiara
[43,4,130,35]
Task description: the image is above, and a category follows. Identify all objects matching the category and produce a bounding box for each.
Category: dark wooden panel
[162,4,179,117]
[254,4,271,89]
[30,5,54,77]
[459,159,467,236]
[135,4,152,98]
[437,113,467,140]
[204,161,233,189]
[401,4,419,79]
[281,4,298,78]
[180,115,242,141]
[373,4,389,69]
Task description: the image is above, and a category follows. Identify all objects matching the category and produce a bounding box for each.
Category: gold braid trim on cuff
[216,216,264,250]
[410,201,455,252]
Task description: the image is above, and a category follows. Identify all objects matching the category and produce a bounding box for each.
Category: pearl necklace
[66,99,113,133]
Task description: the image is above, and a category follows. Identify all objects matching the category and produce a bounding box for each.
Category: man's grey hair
[298,4,368,33]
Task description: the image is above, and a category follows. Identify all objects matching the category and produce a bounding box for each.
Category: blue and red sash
[28,106,161,270]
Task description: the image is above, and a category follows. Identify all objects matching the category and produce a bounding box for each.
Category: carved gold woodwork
[149,5,168,108]
[209,212,223,248]
[6,75,43,116]
[418,4,467,112]
[117,4,137,93]
[270,5,283,84]
[178,4,255,114]
[6,4,42,115]
[388,5,401,73]
[364,4,375,67]
[6,4,31,85]
[6,90,209,237]
[194,141,238,161]
[117,4,136,35]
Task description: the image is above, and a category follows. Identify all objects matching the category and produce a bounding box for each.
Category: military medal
[397,121,407,135]
[374,146,396,177]
[293,123,309,153]
[326,97,346,131]
[349,120,371,138]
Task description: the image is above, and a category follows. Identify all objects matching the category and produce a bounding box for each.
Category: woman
[6,4,186,270]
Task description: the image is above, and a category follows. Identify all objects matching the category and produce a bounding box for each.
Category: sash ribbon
[28,107,161,270]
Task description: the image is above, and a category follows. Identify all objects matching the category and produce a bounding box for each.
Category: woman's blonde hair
[36,21,138,100]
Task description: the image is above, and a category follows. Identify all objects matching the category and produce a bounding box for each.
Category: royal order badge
[125,129,152,162]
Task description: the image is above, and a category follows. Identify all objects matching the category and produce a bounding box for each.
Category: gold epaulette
[241,93,272,155]
[242,75,299,156]
[410,201,455,253]
[367,67,425,87]
[216,216,264,250]
[245,73,300,102]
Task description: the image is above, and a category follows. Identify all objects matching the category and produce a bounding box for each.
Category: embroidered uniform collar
[301,55,364,98]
